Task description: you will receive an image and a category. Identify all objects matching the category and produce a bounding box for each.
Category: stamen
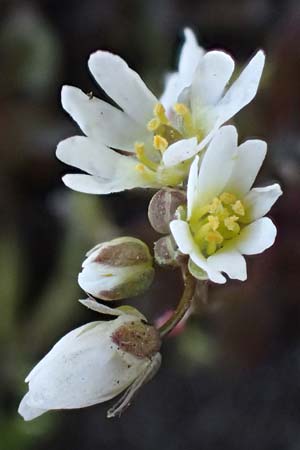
[135,143,158,171]
[224,216,240,233]
[147,118,160,131]
[173,103,189,116]
[208,215,219,231]
[206,241,217,256]
[135,163,156,182]
[153,135,168,152]
[154,103,169,124]
[135,163,145,173]
[220,192,236,205]
[205,230,224,244]
[173,103,195,136]
[208,198,223,214]
[195,223,211,243]
[232,200,245,216]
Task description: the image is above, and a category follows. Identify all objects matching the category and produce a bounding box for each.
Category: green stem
[158,266,196,338]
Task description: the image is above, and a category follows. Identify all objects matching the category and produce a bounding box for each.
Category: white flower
[170,125,282,284]
[18,300,161,420]
[56,29,265,194]
[78,237,154,300]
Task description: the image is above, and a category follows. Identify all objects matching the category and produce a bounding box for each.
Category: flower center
[189,192,245,257]
[133,103,201,186]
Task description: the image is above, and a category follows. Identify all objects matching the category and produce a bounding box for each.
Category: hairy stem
[158,266,197,338]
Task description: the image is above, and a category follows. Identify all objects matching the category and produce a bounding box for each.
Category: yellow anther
[224,215,239,232]
[208,197,223,214]
[173,103,190,116]
[208,215,219,231]
[232,200,245,216]
[135,143,159,171]
[205,230,224,244]
[147,117,160,131]
[135,163,157,183]
[154,103,169,124]
[153,135,168,152]
[220,192,236,205]
[135,163,145,173]
[173,103,195,136]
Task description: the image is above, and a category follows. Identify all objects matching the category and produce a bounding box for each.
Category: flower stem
[158,266,197,338]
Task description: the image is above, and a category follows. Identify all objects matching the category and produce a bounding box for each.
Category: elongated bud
[78,237,154,300]
[154,235,183,267]
[148,188,186,234]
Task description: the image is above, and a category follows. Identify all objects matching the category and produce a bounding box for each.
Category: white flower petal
[162,137,198,167]
[170,220,194,254]
[242,184,282,222]
[191,50,235,109]
[190,249,226,284]
[88,51,157,125]
[18,393,47,421]
[22,318,148,413]
[207,249,247,281]
[197,125,238,207]
[160,28,204,112]
[160,73,180,113]
[236,217,277,255]
[56,136,132,177]
[224,139,267,197]
[216,50,265,124]
[25,323,95,383]
[78,263,150,298]
[62,172,152,195]
[187,155,200,220]
[61,86,149,151]
[56,136,154,194]
[195,122,220,153]
[178,28,205,86]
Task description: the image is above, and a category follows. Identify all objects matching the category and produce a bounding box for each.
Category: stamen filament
[147,118,160,131]
[173,103,195,136]
[153,135,168,152]
[154,103,169,125]
[135,143,159,171]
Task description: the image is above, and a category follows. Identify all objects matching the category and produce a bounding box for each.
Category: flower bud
[154,235,183,267]
[78,237,154,300]
[18,300,161,421]
[148,188,186,234]
[112,320,161,359]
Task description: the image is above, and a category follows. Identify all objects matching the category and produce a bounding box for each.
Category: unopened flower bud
[112,320,161,359]
[18,300,161,421]
[154,235,183,267]
[78,237,154,300]
[148,188,186,234]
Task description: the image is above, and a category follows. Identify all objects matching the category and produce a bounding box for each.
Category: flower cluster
[19,28,282,421]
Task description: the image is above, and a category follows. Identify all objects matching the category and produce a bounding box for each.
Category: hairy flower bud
[154,235,183,267]
[78,237,154,300]
[112,321,161,359]
[148,188,186,234]
[18,300,161,421]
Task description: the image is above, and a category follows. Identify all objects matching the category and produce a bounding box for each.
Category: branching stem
[158,265,197,338]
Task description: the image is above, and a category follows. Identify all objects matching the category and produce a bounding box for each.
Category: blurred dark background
[1,0,300,449]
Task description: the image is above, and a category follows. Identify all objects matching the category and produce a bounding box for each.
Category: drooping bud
[148,188,186,234]
[154,235,184,267]
[78,237,154,300]
[112,320,161,359]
